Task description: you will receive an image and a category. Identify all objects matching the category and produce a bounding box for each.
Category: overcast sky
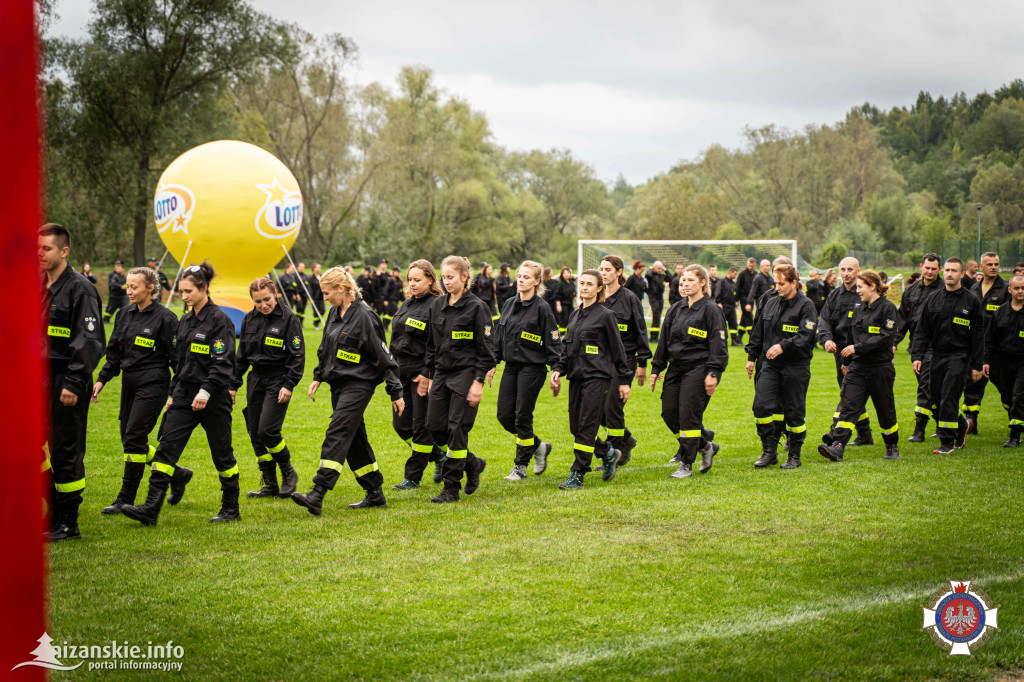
[49,0,1024,185]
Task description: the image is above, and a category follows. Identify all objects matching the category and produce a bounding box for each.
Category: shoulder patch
[720,330,726,340]
[484,324,492,337]
[885,319,895,329]
[213,339,226,354]
[292,335,301,349]
[805,320,815,329]
[551,330,559,341]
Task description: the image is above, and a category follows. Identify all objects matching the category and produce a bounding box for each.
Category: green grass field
[47,321,1024,681]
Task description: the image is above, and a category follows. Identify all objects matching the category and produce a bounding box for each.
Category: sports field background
[48,324,1024,680]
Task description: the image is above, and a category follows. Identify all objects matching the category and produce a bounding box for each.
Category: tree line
[42,0,1024,270]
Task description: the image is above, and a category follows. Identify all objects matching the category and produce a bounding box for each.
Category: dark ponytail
[182,261,215,291]
[602,255,627,286]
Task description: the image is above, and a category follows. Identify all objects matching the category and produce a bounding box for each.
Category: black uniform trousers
[831,364,898,446]
[601,359,636,450]
[752,363,810,447]
[119,368,170,462]
[738,308,754,339]
[556,306,571,333]
[914,350,935,428]
[650,299,664,341]
[242,371,293,464]
[393,372,441,481]
[660,365,713,465]
[568,377,612,473]
[961,374,987,423]
[313,380,384,492]
[427,368,483,491]
[721,305,738,334]
[106,294,127,318]
[990,357,1024,433]
[496,363,548,465]
[150,382,239,492]
[926,354,970,446]
[831,354,871,437]
[46,369,89,514]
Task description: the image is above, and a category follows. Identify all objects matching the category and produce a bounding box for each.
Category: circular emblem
[922,581,999,655]
[935,593,984,641]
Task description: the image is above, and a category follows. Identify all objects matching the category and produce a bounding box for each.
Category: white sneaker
[504,464,528,481]
[532,442,551,475]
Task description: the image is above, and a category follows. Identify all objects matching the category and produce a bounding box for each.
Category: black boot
[432,452,447,484]
[907,415,928,443]
[291,484,328,516]
[210,486,241,522]
[818,441,844,462]
[966,415,979,435]
[121,479,169,526]
[849,431,874,446]
[102,462,146,515]
[49,494,82,541]
[753,438,778,468]
[247,460,279,498]
[780,444,802,468]
[276,454,299,498]
[348,486,387,508]
[1003,426,1022,448]
[617,436,637,466]
[955,417,968,450]
[431,487,460,503]
[166,466,194,506]
[465,456,486,494]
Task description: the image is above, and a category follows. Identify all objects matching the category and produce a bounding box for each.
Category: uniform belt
[253,365,287,377]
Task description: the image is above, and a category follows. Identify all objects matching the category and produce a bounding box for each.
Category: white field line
[481,568,1024,680]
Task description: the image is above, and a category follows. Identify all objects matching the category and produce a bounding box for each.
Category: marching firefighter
[963,251,1007,434]
[486,260,560,481]
[92,266,178,515]
[650,265,728,478]
[292,267,404,514]
[898,253,943,442]
[231,277,304,500]
[735,257,757,342]
[645,260,670,341]
[550,269,631,489]
[983,273,1024,447]
[818,270,901,462]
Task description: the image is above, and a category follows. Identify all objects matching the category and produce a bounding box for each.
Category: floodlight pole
[975,202,984,262]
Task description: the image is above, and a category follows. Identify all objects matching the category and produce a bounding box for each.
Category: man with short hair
[805,270,826,314]
[983,274,1024,447]
[645,260,670,341]
[668,262,685,306]
[715,266,740,345]
[962,252,1007,434]
[294,261,309,326]
[898,253,944,442]
[962,260,979,290]
[735,257,757,342]
[911,258,984,454]
[40,223,106,541]
[747,259,773,310]
[818,257,873,445]
[104,259,127,323]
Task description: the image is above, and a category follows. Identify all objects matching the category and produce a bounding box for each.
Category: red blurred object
[0,0,47,678]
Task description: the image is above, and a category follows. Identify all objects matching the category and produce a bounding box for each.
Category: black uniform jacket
[669,274,682,305]
[45,266,106,394]
[651,296,729,376]
[910,286,984,370]
[423,291,496,379]
[747,272,773,306]
[390,292,438,377]
[735,268,755,305]
[746,292,817,365]
[170,301,235,396]
[541,279,561,308]
[553,302,631,383]
[817,283,861,347]
[107,271,127,300]
[356,274,375,305]
[896,277,941,346]
[495,275,514,305]
[556,278,575,309]
[842,297,899,367]
[984,301,1024,364]
[602,287,653,369]
[805,279,826,312]
[645,270,669,302]
[714,277,737,307]
[97,301,177,384]
[623,273,646,301]
[970,276,1008,324]
[314,300,402,398]
[494,294,560,367]
[232,303,305,391]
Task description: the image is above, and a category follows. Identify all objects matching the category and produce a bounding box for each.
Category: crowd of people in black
[42,225,1021,541]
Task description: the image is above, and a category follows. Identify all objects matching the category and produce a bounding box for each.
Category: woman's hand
[705,374,718,397]
[392,397,405,416]
[277,387,292,403]
[746,360,756,379]
[765,343,783,360]
[308,380,321,401]
[649,373,660,392]
[485,367,496,387]
[415,375,431,397]
[840,345,855,358]
[549,371,561,397]
[467,380,484,407]
[229,389,236,405]
[91,381,104,403]
[619,384,631,403]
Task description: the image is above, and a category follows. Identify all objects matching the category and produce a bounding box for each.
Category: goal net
[578,240,802,275]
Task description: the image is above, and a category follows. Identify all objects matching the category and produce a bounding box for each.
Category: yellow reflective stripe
[148,444,156,463]
[937,421,958,428]
[606,428,625,437]
[152,462,175,477]
[257,454,273,462]
[755,416,776,424]
[218,465,239,478]
[336,349,361,363]
[47,325,71,338]
[264,336,284,348]
[867,326,880,334]
[517,437,535,447]
[319,459,345,473]
[574,443,595,453]
[832,412,840,419]
[649,327,660,332]
[124,452,150,463]
[439,444,449,454]
[411,442,434,453]
[585,345,599,354]
[558,327,567,332]
[405,317,427,331]
[858,413,869,422]
[961,405,980,413]
[353,462,380,478]
[452,331,474,340]
[491,314,502,321]
[915,406,933,416]
[782,324,799,333]
[191,343,209,354]
[788,424,807,433]
[836,421,857,430]
[952,317,969,326]
[41,457,51,473]
[1010,419,1024,426]
[687,327,707,338]
[448,449,468,459]
[134,336,155,348]
[880,424,899,435]
[520,331,541,343]
[54,478,85,493]
[267,440,286,453]
[617,323,627,332]
[679,430,702,438]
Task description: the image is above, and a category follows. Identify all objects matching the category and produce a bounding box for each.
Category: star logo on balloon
[254,177,303,240]
[154,183,196,235]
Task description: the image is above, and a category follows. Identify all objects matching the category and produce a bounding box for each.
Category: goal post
[577,239,801,275]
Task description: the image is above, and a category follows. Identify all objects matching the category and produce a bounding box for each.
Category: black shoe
[210,487,240,522]
[698,442,720,474]
[349,487,387,508]
[907,431,925,443]
[48,501,81,541]
[277,459,299,498]
[1003,438,1020,448]
[432,455,447,483]
[122,483,168,526]
[102,463,145,515]
[431,488,460,503]
[955,421,967,450]
[617,436,637,466]
[601,448,619,482]
[291,484,328,516]
[753,446,778,468]
[247,464,279,498]
[818,442,844,462]
[780,446,802,469]
[392,478,420,490]
[849,433,874,446]
[884,445,900,459]
[166,466,193,506]
[731,338,744,347]
[821,432,835,446]
[465,457,486,495]
[932,444,955,455]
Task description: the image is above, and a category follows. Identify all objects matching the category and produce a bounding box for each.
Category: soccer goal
[577,239,801,275]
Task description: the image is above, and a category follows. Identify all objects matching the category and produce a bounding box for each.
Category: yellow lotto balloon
[154,140,303,329]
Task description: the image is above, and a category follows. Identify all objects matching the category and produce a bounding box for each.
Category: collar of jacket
[443,292,472,310]
[257,304,284,321]
[189,300,217,322]
[513,294,537,308]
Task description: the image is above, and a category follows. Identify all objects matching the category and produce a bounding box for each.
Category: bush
[882,249,901,266]
[904,251,924,267]
[814,241,848,268]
